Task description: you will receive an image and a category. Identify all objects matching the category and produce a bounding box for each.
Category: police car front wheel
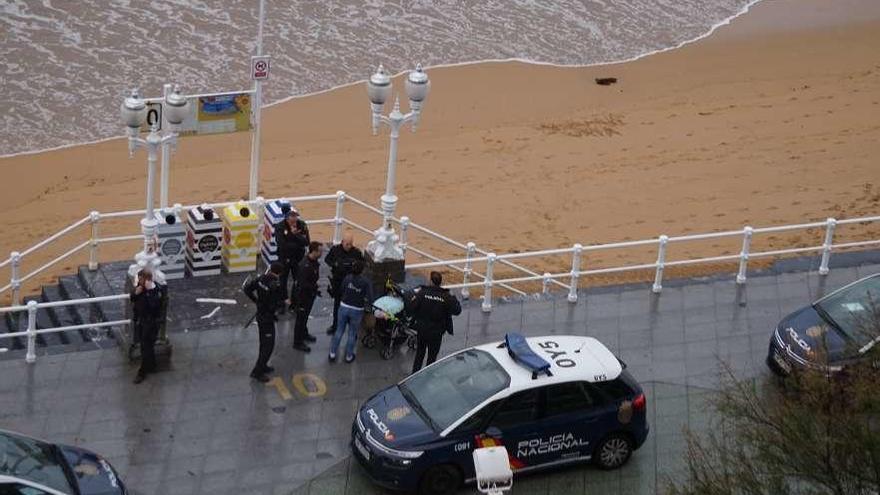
[594,433,633,470]
[418,464,462,495]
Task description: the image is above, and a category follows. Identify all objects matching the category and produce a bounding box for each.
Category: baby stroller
[361,279,417,360]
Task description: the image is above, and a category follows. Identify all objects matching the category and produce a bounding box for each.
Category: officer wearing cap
[243,261,285,382]
[273,208,310,311]
[410,271,461,373]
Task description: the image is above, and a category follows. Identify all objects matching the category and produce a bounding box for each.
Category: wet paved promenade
[1,253,877,495]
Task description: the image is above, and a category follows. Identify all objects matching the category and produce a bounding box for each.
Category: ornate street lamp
[365,64,430,262]
[120,85,189,280]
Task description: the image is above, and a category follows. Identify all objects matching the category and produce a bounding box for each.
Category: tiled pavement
[1,254,878,495]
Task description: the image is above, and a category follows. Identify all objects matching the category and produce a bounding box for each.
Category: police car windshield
[0,431,73,493]
[814,276,880,346]
[400,349,510,431]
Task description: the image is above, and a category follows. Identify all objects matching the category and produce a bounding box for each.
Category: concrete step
[41,285,88,344]
[77,265,126,322]
[1,312,25,351]
[22,295,66,347]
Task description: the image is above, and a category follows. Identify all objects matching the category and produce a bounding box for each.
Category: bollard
[819,218,837,275]
[652,235,668,294]
[482,253,496,313]
[736,226,753,284]
[400,216,410,258]
[568,244,582,303]
[462,242,476,299]
[10,251,21,307]
[25,300,37,364]
[333,191,346,245]
[89,211,100,271]
[542,272,552,295]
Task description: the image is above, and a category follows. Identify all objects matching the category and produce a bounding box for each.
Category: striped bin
[155,207,186,279]
[222,202,259,273]
[185,205,223,277]
[260,199,292,268]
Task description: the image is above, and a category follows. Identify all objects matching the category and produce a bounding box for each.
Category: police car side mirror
[485,426,503,439]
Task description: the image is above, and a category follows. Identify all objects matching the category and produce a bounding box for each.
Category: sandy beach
[2,0,880,300]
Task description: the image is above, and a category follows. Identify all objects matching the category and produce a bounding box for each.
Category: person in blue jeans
[329,260,373,363]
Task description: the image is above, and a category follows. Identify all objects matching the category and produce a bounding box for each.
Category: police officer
[410,271,462,374]
[293,241,322,352]
[131,269,163,384]
[274,209,310,311]
[324,232,364,335]
[243,261,285,382]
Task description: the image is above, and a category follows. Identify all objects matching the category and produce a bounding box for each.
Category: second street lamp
[365,64,430,262]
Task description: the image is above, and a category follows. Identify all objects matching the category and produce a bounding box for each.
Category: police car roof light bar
[503,332,553,379]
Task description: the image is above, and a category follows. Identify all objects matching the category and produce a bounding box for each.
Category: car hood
[360,386,437,450]
[777,306,849,364]
[58,444,125,495]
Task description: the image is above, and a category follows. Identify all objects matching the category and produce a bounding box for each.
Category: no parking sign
[251,56,270,80]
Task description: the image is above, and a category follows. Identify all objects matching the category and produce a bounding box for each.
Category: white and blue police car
[351,332,649,495]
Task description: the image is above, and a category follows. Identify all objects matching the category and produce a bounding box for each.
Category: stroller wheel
[362,334,377,349]
[380,346,395,360]
[407,335,417,350]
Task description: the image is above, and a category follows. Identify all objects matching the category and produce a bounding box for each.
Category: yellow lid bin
[221,202,259,273]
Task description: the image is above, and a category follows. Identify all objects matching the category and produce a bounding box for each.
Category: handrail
[0,319,130,340]
[19,216,90,257]
[19,241,90,284]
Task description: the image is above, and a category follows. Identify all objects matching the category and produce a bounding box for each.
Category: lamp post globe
[121,89,146,136]
[367,64,392,106]
[164,84,188,127]
[405,64,429,105]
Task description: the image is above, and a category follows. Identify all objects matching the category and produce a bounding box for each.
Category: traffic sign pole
[248,0,266,201]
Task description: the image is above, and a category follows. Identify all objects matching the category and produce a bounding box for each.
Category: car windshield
[0,431,72,493]
[400,349,510,431]
[814,275,880,346]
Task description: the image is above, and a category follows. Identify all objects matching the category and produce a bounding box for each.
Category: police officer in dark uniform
[273,209,310,311]
[410,271,462,374]
[323,232,364,335]
[293,241,322,352]
[243,261,285,382]
[131,269,163,384]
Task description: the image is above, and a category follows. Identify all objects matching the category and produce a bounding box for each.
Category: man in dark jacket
[410,271,462,374]
[131,269,163,384]
[329,261,373,363]
[293,242,322,352]
[273,209,310,311]
[243,261,285,382]
[324,233,364,335]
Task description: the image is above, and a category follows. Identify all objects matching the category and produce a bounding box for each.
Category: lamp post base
[366,225,404,262]
[365,251,405,295]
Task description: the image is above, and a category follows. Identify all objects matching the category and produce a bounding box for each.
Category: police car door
[537,382,601,464]
[481,388,545,470]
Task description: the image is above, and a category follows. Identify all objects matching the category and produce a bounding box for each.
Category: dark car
[0,429,127,495]
[351,332,649,495]
[767,273,880,375]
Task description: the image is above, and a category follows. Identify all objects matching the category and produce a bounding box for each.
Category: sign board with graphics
[141,90,253,135]
[251,55,271,80]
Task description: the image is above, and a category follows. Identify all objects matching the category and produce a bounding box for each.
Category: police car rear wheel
[595,433,632,470]
[418,464,462,495]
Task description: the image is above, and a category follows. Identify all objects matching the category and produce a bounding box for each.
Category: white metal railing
[1,188,878,363]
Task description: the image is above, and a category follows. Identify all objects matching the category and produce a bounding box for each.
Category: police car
[0,428,127,494]
[767,273,880,376]
[351,333,649,495]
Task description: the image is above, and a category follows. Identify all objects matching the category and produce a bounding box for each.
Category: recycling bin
[155,206,186,280]
[222,201,259,273]
[260,199,292,268]
[185,205,223,277]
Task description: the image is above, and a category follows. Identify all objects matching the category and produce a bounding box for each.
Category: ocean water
[1,0,756,157]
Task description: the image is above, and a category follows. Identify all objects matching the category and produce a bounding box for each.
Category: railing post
[736,226,753,284]
[542,272,552,295]
[10,251,21,307]
[568,244,582,303]
[400,216,410,258]
[652,235,668,293]
[461,242,476,299]
[333,190,345,244]
[88,211,100,271]
[819,217,837,275]
[482,253,496,313]
[25,300,37,364]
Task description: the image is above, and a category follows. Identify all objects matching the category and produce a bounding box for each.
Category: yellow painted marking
[267,376,293,400]
[292,373,327,398]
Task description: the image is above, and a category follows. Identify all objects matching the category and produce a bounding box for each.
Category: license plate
[354,437,371,460]
[773,352,791,373]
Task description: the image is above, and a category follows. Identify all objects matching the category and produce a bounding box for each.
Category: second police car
[351,332,649,495]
